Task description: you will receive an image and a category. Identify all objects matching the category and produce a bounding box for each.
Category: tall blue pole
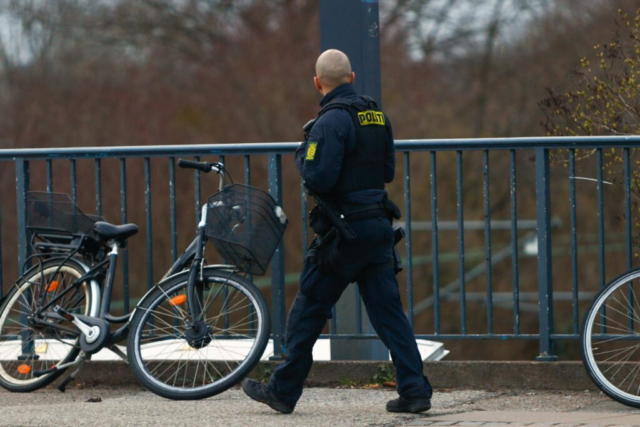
[320,0,387,361]
[320,0,382,106]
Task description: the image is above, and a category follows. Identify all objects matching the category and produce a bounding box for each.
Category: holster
[393,227,405,275]
[309,205,332,236]
[312,227,342,274]
[308,193,404,276]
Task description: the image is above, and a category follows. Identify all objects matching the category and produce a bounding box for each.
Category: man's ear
[350,72,355,84]
[314,76,323,93]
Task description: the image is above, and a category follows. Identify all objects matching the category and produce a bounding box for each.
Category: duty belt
[341,203,390,223]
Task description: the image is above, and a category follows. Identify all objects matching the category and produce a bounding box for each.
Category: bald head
[315,49,353,92]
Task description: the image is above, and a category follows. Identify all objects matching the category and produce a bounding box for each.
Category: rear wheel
[0,259,92,392]
[127,268,270,400]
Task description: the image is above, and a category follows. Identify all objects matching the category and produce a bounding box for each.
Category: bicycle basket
[205,184,288,275]
[27,192,102,237]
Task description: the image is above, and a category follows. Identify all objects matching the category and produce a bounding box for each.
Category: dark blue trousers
[268,217,432,407]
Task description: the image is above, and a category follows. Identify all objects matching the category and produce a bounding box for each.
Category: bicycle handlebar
[177,159,217,172]
[178,159,226,192]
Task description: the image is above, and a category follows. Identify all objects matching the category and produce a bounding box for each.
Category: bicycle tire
[0,259,94,392]
[127,268,270,400]
[581,267,640,408]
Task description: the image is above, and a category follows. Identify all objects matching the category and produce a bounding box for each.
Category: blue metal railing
[1,136,638,360]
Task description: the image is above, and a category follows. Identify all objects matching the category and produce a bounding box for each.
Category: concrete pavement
[0,386,637,427]
[74,361,602,391]
[405,411,640,426]
[405,390,640,427]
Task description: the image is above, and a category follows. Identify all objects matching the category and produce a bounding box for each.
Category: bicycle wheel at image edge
[127,268,270,400]
[0,259,95,392]
[581,267,640,408]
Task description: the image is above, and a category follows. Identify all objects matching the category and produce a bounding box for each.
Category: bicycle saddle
[94,221,138,245]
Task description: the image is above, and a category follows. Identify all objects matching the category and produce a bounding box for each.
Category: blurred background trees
[2,0,640,360]
[3,0,640,147]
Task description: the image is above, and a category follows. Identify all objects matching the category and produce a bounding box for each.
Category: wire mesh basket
[27,192,102,237]
[205,184,288,275]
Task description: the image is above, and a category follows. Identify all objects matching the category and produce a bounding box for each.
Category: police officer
[242,49,432,414]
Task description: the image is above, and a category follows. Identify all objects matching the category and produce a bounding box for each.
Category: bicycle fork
[186,206,209,325]
[183,209,210,348]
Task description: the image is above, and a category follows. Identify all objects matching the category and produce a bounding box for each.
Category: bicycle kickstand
[58,351,88,393]
[107,345,128,363]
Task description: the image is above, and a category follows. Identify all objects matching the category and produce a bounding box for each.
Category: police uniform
[267,83,433,408]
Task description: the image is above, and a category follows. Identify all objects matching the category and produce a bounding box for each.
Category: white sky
[0,0,591,66]
[0,12,36,66]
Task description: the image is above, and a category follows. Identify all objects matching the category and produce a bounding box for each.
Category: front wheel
[127,269,270,400]
[581,267,640,408]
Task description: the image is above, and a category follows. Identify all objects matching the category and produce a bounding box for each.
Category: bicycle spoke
[597,307,637,332]
[150,349,189,379]
[606,297,640,328]
[138,308,184,331]
[208,338,252,358]
[601,345,639,368]
[606,346,638,379]
[594,343,640,357]
[593,322,637,335]
[198,282,229,322]
[155,287,189,322]
[592,333,635,347]
[615,291,640,325]
[205,303,253,329]
[192,355,201,388]
[622,361,640,392]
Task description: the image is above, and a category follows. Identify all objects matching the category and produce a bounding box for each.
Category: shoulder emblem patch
[305,142,318,161]
[357,111,385,126]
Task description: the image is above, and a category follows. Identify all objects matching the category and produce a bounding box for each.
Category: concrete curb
[73,361,596,390]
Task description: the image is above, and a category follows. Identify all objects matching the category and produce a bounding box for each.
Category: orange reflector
[17,365,31,375]
[47,281,59,293]
[170,295,187,306]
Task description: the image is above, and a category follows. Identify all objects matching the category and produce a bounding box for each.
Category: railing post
[535,147,557,361]
[15,159,34,358]
[268,153,286,360]
[16,159,30,273]
[0,198,3,295]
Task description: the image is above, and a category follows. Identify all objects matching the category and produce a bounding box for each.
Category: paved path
[406,390,640,427]
[0,386,637,427]
[406,411,640,426]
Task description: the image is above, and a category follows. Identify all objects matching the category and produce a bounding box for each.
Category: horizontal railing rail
[1,135,638,361]
[0,135,640,160]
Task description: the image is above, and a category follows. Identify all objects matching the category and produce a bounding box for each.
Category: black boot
[386,396,431,414]
[241,379,295,414]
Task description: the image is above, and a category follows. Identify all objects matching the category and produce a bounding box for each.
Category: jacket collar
[320,83,358,107]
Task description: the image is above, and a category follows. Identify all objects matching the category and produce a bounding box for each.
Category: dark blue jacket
[295,84,395,204]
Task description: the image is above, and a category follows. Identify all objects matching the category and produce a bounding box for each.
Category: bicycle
[581,268,640,407]
[0,159,287,400]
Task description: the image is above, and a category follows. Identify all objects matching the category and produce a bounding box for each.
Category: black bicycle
[0,160,287,400]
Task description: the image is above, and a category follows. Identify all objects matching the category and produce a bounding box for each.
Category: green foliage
[540,8,640,137]
[255,364,274,384]
[370,364,395,385]
[540,8,640,239]
[540,5,640,199]
[337,378,359,388]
